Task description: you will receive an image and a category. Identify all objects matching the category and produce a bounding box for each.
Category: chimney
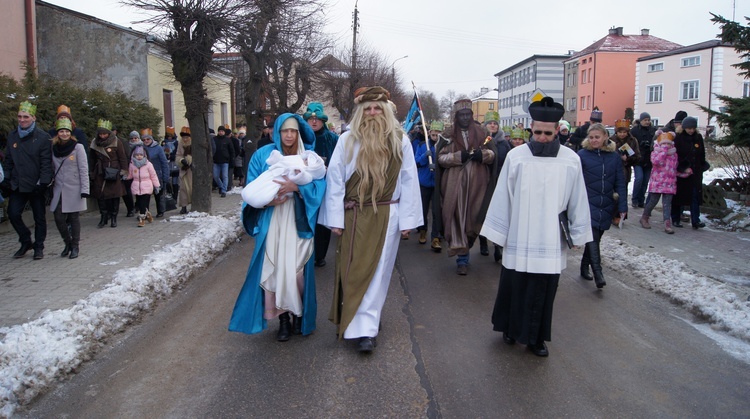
[641,28,650,36]
[608,27,617,35]
[616,27,623,36]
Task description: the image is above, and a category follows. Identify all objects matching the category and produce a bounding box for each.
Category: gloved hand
[460,150,470,163]
[471,150,483,162]
[81,193,90,199]
[666,147,676,155]
[34,183,49,194]
[154,187,161,195]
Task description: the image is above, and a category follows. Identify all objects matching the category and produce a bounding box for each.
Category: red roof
[570,33,682,60]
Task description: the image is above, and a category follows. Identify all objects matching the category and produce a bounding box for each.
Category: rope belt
[342,199,399,283]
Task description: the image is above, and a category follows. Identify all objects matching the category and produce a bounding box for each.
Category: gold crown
[97,119,113,130]
[615,119,631,130]
[19,101,37,116]
[140,127,153,137]
[56,104,71,115]
[56,118,73,131]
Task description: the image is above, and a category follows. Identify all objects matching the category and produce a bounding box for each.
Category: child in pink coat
[640,131,678,233]
[127,145,161,227]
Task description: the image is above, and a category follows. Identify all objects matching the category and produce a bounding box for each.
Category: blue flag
[403,94,421,135]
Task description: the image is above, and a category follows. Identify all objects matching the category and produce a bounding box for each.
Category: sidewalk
[0,192,243,329]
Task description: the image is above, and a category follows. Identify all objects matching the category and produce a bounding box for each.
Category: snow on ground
[601,237,750,347]
[0,212,242,418]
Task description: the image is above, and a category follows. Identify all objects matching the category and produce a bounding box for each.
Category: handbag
[103,166,119,181]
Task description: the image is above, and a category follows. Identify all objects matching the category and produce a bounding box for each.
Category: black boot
[479,236,489,256]
[110,214,118,228]
[97,213,108,228]
[61,240,72,257]
[292,315,302,335]
[588,241,606,288]
[180,206,188,214]
[13,242,33,258]
[277,313,291,342]
[580,245,593,280]
[494,245,502,262]
[69,246,79,259]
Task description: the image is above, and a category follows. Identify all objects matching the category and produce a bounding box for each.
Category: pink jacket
[648,141,678,194]
[128,161,161,196]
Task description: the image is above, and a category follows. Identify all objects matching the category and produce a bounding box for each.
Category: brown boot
[431,237,442,252]
[418,230,427,244]
[145,210,153,223]
[639,215,651,229]
[664,219,674,234]
[137,214,146,227]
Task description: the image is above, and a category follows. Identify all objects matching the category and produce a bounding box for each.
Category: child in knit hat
[640,131,678,234]
[127,145,161,227]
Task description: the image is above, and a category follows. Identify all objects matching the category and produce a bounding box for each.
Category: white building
[494,54,569,128]
[635,40,743,133]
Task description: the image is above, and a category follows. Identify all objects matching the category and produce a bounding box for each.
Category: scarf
[17,122,36,138]
[95,136,116,148]
[129,139,144,148]
[132,156,148,168]
[53,138,77,157]
[527,139,561,157]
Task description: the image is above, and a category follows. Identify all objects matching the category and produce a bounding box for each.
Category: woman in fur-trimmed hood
[175,126,193,213]
[578,123,628,289]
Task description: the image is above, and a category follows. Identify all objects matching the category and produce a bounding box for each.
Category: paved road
[19,229,750,417]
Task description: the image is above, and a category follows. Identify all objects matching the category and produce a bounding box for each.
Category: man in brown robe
[436,99,497,275]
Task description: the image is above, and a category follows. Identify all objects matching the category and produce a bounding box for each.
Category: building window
[588,70,591,83]
[489,103,494,110]
[680,80,700,100]
[573,72,577,86]
[681,56,701,67]
[587,95,591,109]
[647,85,663,103]
[647,62,664,72]
[581,70,586,84]
[744,82,750,98]
[580,96,586,110]
[162,90,174,129]
[571,97,577,111]
[221,102,229,127]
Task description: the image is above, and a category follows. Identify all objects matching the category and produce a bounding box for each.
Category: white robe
[319,132,423,339]
[480,144,592,274]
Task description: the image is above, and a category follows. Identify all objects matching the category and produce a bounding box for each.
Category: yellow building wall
[472,100,498,123]
[147,52,232,138]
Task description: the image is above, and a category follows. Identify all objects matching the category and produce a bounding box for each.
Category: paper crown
[140,127,153,137]
[97,119,113,131]
[56,118,73,131]
[19,101,37,116]
[510,128,528,140]
[615,119,631,130]
[430,121,445,131]
[484,111,499,123]
[165,126,175,135]
[180,126,191,136]
[56,104,71,116]
[590,110,603,122]
[453,99,472,113]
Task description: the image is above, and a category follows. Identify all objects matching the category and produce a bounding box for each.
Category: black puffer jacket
[630,123,656,169]
[577,138,628,231]
[4,125,53,193]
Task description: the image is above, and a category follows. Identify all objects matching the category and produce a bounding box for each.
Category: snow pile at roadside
[602,238,750,343]
[0,212,242,418]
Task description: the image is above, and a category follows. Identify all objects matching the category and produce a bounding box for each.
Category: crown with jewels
[97,119,113,130]
[19,101,37,116]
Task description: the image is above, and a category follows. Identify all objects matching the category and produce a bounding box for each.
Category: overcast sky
[45,0,750,99]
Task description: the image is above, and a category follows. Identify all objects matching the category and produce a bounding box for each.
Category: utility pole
[351,1,359,86]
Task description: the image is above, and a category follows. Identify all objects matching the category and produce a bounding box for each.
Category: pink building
[563,27,681,127]
[0,0,37,79]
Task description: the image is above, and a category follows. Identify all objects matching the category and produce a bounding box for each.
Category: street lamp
[391,55,409,85]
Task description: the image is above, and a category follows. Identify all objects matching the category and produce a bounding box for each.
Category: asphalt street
[18,228,750,418]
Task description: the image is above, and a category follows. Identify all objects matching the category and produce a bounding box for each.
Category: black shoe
[180,206,188,215]
[156,212,164,218]
[110,215,117,228]
[494,246,502,262]
[528,341,549,357]
[292,315,302,335]
[456,265,468,275]
[69,246,79,259]
[673,221,683,228]
[638,203,644,208]
[277,313,291,342]
[220,192,227,198]
[33,248,44,260]
[480,244,489,256]
[61,242,72,257]
[358,337,377,353]
[13,242,32,258]
[502,332,516,345]
[593,270,606,289]
[314,259,326,267]
[97,214,108,228]
[580,265,593,281]
[692,221,706,229]
[126,210,135,217]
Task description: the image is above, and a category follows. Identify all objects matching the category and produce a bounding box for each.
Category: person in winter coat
[140,128,170,217]
[478,111,504,259]
[555,120,571,145]
[127,145,161,227]
[89,119,128,228]
[640,131,678,234]
[49,119,89,259]
[303,102,339,267]
[566,110,602,152]
[3,101,52,259]
[229,113,326,342]
[611,119,640,200]
[175,126,193,214]
[122,131,143,217]
[671,117,708,229]
[239,127,255,188]
[414,121,439,246]
[212,125,236,197]
[663,110,687,134]
[578,123,628,289]
[630,112,657,207]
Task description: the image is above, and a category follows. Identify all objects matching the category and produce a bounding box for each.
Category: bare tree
[417,89,441,122]
[124,0,242,213]
[439,90,458,118]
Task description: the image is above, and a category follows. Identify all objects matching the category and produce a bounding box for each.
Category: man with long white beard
[319,86,422,353]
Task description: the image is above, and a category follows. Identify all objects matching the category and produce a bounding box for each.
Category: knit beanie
[674,111,687,123]
[639,112,651,120]
[129,131,140,139]
[681,117,697,129]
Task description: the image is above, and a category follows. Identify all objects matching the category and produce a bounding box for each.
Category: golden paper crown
[615,119,631,130]
[97,119,113,131]
[56,104,71,115]
[19,101,37,116]
[140,127,153,137]
[180,126,191,136]
[55,118,73,131]
[165,126,175,135]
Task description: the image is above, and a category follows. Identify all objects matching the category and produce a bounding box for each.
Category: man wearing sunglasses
[481,97,592,357]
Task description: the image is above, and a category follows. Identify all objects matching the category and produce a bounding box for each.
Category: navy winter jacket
[578,138,628,231]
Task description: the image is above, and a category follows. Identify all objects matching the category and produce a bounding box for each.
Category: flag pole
[411,82,434,169]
